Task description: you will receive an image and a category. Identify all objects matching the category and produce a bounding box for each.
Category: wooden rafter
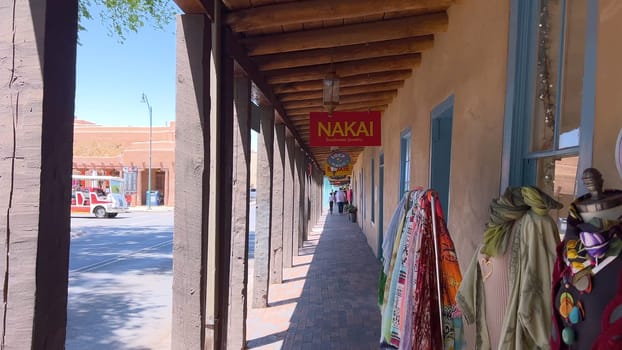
[287,101,391,116]
[223,28,321,169]
[283,91,397,110]
[254,36,434,71]
[288,105,388,120]
[273,70,412,94]
[173,0,214,19]
[226,0,452,32]
[266,54,421,84]
[242,12,448,56]
[279,81,404,102]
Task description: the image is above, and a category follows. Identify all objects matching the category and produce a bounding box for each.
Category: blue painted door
[430,100,454,218]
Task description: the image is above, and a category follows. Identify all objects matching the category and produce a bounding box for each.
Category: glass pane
[532,0,563,152]
[535,155,579,235]
[559,0,587,148]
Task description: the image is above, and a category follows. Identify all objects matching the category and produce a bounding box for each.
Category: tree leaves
[78,0,177,42]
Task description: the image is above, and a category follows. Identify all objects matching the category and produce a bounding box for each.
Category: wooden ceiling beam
[174,0,214,19]
[287,101,391,116]
[226,0,451,32]
[242,12,448,56]
[280,81,404,102]
[283,91,397,110]
[274,70,412,94]
[255,36,433,71]
[266,54,421,85]
[223,28,321,170]
[289,105,388,121]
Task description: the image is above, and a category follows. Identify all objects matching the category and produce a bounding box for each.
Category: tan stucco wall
[593,0,622,189]
[352,0,510,265]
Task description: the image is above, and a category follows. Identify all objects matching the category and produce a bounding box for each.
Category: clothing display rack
[378,189,463,350]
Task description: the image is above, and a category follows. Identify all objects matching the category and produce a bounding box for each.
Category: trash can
[146,190,160,206]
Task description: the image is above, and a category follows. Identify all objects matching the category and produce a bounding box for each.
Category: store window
[526,0,588,222]
[399,129,412,201]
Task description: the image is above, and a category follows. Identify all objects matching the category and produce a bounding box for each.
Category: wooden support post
[173,14,211,349]
[315,169,325,217]
[227,75,251,350]
[0,1,77,348]
[213,58,235,350]
[210,2,235,346]
[305,171,310,241]
[270,124,286,284]
[296,150,306,249]
[282,135,295,268]
[292,145,302,257]
[314,171,320,222]
[253,105,274,308]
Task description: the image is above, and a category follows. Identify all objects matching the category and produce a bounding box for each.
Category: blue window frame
[399,129,412,201]
[502,0,597,226]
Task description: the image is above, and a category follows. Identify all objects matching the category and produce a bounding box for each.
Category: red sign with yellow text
[309,111,381,146]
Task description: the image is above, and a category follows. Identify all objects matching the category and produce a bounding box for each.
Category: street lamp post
[141,93,153,210]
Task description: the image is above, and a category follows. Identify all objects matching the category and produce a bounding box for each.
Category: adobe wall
[72,120,176,205]
[352,0,510,266]
[593,1,622,188]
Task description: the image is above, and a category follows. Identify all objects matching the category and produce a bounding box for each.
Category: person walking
[328,191,335,214]
[336,187,347,214]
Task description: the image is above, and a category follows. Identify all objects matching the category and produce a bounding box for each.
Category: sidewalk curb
[129,206,174,212]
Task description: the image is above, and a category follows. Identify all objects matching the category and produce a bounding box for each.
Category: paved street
[66,209,174,350]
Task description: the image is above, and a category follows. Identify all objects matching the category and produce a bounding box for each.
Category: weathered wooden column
[210,3,235,347]
[298,156,309,243]
[253,105,274,308]
[296,149,306,250]
[270,123,286,284]
[292,145,301,256]
[282,135,295,267]
[313,170,320,223]
[227,75,251,349]
[303,168,313,241]
[173,13,211,349]
[292,144,301,256]
[318,171,323,218]
[0,1,77,347]
[308,168,315,227]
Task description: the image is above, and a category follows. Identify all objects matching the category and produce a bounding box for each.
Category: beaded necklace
[558,219,622,346]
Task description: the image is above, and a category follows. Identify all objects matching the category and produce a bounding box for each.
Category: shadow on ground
[280,214,382,349]
[66,224,172,350]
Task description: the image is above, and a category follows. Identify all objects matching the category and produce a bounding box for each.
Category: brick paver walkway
[247,212,381,350]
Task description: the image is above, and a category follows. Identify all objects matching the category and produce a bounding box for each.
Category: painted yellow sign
[325,164,352,177]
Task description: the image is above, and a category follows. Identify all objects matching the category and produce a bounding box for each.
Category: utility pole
[141,93,153,210]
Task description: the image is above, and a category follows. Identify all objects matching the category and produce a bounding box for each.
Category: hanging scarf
[481,186,562,257]
[380,190,464,350]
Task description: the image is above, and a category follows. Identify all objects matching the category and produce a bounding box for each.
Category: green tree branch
[79,0,177,42]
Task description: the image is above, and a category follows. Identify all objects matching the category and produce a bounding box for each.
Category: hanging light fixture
[323,71,340,114]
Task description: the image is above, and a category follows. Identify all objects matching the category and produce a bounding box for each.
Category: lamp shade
[323,72,340,113]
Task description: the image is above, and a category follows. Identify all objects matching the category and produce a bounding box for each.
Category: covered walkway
[247,213,381,350]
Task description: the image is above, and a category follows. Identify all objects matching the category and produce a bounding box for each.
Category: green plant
[345,204,357,213]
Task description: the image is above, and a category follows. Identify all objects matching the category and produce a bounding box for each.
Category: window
[504,0,595,230]
[371,158,375,223]
[527,0,588,222]
[399,129,412,201]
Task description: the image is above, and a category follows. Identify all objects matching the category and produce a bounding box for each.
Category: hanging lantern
[323,72,340,114]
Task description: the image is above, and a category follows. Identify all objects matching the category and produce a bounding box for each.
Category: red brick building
[72,119,175,206]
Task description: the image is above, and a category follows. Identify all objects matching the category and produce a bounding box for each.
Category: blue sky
[75,7,177,127]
